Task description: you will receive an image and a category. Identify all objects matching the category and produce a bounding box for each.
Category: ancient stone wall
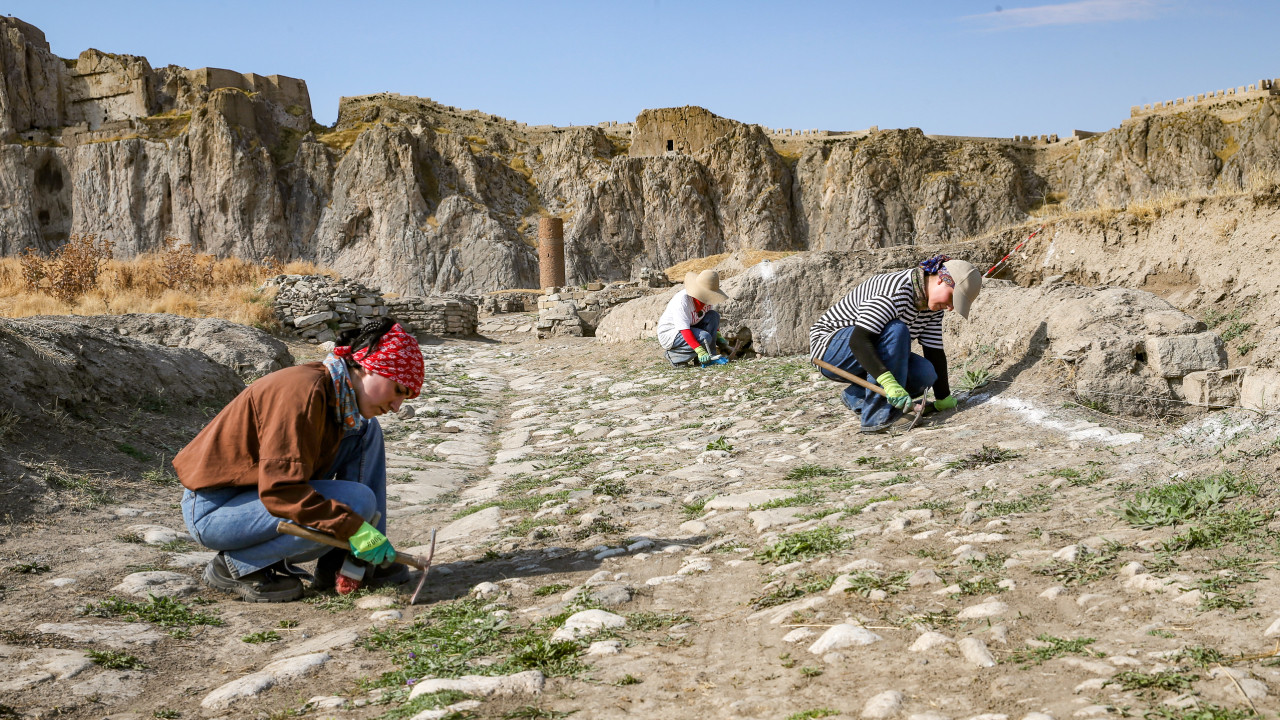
[267,274,477,343]
[1129,78,1279,119]
[184,67,311,120]
[62,49,155,130]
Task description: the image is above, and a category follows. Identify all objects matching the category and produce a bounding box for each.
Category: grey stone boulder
[1146,332,1226,378]
[409,670,545,699]
[112,571,199,598]
[1182,368,1244,407]
[66,314,293,380]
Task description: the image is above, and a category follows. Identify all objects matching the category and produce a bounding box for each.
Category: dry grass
[1,242,330,331]
[665,250,797,283]
[316,122,375,152]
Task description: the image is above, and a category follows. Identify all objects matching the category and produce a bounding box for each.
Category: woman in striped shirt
[809,255,982,432]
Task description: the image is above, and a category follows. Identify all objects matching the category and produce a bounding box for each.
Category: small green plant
[854,456,912,472]
[786,710,840,720]
[1105,670,1198,693]
[278,619,299,628]
[6,562,51,574]
[755,526,850,564]
[153,710,181,719]
[504,707,574,719]
[751,574,836,609]
[843,571,909,598]
[945,445,1020,471]
[1117,472,1249,528]
[1173,645,1227,668]
[706,436,733,452]
[1237,341,1257,356]
[1033,546,1120,586]
[784,464,846,482]
[87,649,146,670]
[1005,635,1099,666]
[591,478,630,497]
[82,595,223,628]
[1162,509,1268,551]
[142,468,180,486]
[778,651,796,668]
[982,490,1052,517]
[626,612,693,631]
[1147,628,1177,638]
[955,367,991,393]
[799,666,824,677]
[754,490,824,510]
[681,496,709,518]
[1219,321,1253,342]
[242,630,282,643]
[614,674,642,685]
[533,583,571,597]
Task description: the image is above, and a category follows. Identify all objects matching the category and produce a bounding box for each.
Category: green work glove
[695,346,711,363]
[348,522,396,566]
[933,395,958,412]
[876,372,911,410]
[716,332,730,346]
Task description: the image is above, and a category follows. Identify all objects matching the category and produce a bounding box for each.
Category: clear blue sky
[10,0,1278,137]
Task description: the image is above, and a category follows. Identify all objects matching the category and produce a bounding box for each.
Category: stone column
[538,217,566,289]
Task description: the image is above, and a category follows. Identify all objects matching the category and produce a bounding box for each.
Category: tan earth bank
[2,295,1280,720]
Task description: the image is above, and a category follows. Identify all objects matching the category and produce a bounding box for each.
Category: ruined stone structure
[0,16,310,138]
[267,275,477,342]
[538,218,566,289]
[629,106,741,157]
[1130,78,1278,119]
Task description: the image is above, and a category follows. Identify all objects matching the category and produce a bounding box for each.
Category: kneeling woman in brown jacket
[174,319,424,602]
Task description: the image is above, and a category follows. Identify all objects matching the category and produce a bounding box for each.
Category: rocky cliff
[2,17,1279,296]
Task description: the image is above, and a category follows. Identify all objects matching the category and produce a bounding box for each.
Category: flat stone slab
[435,440,487,458]
[273,629,359,660]
[552,610,627,640]
[957,601,1009,619]
[167,551,217,569]
[438,507,503,543]
[706,490,796,511]
[488,461,541,478]
[37,621,164,647]
[390,483,455,505]
[409,670,545,699]
[112,571,199,598]
[126,524,192,545]
[748,508,805,532]
[201,652,330,710]
[808,623,882,654]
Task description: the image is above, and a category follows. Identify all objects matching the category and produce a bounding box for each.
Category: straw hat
[684,270,730,304]
[942,259,982,319]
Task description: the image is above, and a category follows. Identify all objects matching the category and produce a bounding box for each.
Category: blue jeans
[668,309,721,352]
[819,321,937,429]
[180,419,388,579]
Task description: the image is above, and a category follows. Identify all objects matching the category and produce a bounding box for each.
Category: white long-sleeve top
[656,289,706,349]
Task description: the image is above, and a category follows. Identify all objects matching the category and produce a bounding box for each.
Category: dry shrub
[1,237,321,332]
[20,234,114,304]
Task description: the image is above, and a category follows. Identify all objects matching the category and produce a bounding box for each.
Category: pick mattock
[812,358,927,431]
[277,522,437,604]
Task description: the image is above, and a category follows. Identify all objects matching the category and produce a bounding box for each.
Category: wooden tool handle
[812,358,889,398]
[275,521,427,571]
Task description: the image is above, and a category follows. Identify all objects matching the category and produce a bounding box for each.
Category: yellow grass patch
[664,250,797,283]
[1,244,330,332]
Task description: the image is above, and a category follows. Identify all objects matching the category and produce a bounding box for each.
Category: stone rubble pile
[265,275,477,343]
[535,281,664,339]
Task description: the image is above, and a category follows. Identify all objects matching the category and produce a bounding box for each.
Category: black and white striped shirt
[809,269,945,360]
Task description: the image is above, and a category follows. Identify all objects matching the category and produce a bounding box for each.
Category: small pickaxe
[277,522,437,604]
[812,358,928,431]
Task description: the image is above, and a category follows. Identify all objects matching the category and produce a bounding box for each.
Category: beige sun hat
[684,269,730,304]
[942,259,982,319]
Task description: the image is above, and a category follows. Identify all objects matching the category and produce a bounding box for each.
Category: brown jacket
[173,363,365,541]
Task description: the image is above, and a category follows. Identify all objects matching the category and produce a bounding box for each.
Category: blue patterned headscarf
[920,254,955,287]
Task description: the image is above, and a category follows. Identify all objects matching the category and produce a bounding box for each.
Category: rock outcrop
[2,17,1280,302]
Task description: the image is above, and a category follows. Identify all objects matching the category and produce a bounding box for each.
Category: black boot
[202,552,303,603]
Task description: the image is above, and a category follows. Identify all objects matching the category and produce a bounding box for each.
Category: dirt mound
[0,316,245,520]
[60,313,292,380]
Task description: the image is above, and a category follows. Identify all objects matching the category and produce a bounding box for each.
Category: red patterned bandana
[333,323,424,399]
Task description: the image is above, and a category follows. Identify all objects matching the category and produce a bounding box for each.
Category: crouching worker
[809,255,981,433]
[173,319,423,602]
[658,269,733,367]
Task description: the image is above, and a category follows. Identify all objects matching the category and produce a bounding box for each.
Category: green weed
[945,445,1020,471]
[751,574,836,609]
[87,649,146,670]
[706,436,733,452]
[82,595,222,628]
[843,571,909,598]
[1117,472,1250,528]
[1105,670,1198,692]
[241,630,281,643]
[533,583,571,597]
[786,710,840,720]
[755,526,850,564]
[626,612,693,631]
[1005,635,1099,666]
